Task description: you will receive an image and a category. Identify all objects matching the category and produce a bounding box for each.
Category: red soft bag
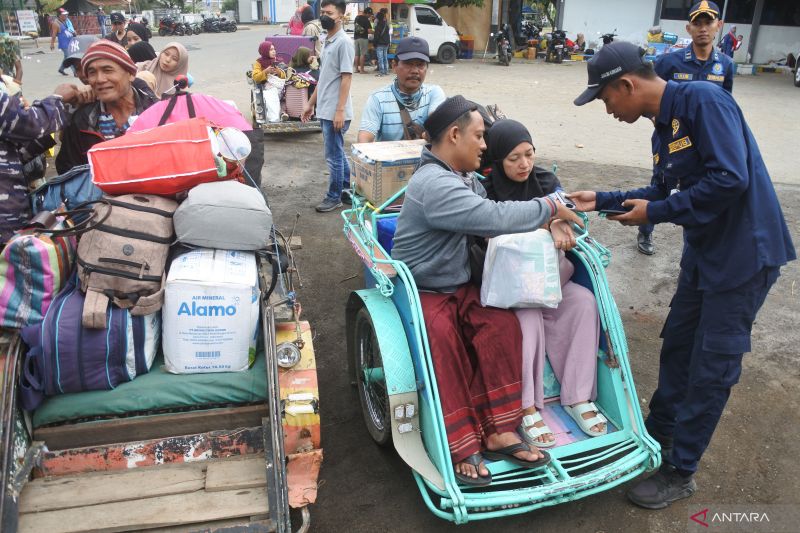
[88,117,223,196]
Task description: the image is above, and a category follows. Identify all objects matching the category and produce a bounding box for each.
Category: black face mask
[320,15,336,30]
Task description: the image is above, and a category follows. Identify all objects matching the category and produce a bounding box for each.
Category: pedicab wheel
[354,308,392,446]
[437,43,458,64]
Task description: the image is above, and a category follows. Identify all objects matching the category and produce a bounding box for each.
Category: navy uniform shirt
[654,46,734,93]
[596,81,795,291]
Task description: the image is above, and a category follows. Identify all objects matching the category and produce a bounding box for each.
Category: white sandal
[564,402,608,437]
[517,412,556,448]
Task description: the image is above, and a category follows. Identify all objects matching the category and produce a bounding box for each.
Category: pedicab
[247,36,322,134]
[342,174,661,523]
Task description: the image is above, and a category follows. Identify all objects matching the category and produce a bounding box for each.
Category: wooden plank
[288,236,302,250]
[205,454,266,493]
[34,404,267,451]
[18,486,269,533]
[20,462,207,513]
[150,518,275,533]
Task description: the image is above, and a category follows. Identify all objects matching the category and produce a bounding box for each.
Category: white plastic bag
[262,74,286,123]
[480,229,562,309]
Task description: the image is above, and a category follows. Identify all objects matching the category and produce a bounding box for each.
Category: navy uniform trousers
[645,265,779,474]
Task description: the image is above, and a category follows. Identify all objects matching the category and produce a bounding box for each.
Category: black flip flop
[454,453,492,487]
[484,441,551,469]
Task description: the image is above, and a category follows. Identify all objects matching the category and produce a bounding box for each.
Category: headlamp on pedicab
[276,341,302,368]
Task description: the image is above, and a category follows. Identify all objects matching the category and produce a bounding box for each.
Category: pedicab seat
[31,349,267,428]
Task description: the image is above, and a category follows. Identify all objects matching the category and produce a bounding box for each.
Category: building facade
[558,0,800,64]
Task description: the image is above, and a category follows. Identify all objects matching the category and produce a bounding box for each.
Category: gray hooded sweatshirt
[392,148,557,292]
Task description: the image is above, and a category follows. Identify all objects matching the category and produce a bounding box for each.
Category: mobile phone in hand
[598,208,631,216]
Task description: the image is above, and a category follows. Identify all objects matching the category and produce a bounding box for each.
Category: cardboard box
[163,249,260,374]
[351,139,425,206]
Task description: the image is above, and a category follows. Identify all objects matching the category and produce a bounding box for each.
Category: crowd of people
[0,0,794,515]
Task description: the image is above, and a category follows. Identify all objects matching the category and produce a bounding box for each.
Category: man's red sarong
[419,284,523,464]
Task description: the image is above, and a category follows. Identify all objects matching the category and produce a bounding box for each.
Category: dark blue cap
[689,1,720,21]
[574,41,649,106]
[110,12,125,24]
[396,37,430,62]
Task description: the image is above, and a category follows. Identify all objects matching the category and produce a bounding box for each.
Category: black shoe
[626,464,696,509]
[58,68,68,76]
[637,231,655,255]
[315,197,342,212]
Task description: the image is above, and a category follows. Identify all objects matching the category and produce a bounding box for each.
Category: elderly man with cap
[391,95,584,486]
[50,8,77,76]
[636,1,734,256]
[56,40,157,173]
[105,12,128,47]
[569,41,795,509]
[357,37,445,143]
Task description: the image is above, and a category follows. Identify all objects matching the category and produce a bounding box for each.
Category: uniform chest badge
[672,119,680,137]
[712,62,723,74]
[674,72,693,80]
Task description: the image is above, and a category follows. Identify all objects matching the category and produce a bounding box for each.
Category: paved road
[21,29,800,532]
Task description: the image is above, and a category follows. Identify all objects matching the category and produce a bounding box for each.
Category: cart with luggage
[0,92,321,532]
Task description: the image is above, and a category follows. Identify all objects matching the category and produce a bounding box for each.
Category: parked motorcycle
[492,24,512,66]
[601,29,617,46]
[202,17,221,33]
[545,29,567,63]
[158,17,184,37]
[521,19,542,42]
[219,17,238,32]
[191,22,202,35]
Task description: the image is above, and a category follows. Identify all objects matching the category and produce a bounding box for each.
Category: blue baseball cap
[396,37,430,62]
[689,1,720,21]
[574,41,650,106]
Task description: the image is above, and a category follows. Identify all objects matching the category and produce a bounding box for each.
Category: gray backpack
[77,194,178,328]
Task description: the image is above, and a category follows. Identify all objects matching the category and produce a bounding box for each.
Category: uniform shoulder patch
[712,62,723,74]
[653,153,660,165]
[672,119,680,137]
[668,136,693,154]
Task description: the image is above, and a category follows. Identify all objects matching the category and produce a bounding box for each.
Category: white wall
[749,25,800,64]
[561,0,658,48]
[270,0,298,24]
[237,0,253,22]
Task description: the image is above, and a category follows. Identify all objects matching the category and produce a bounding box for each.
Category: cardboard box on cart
[163,249,260,374]
[350,139,425,206]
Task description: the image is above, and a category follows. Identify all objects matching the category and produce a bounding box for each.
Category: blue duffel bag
[30,165,103,222]
[19,275,161,411]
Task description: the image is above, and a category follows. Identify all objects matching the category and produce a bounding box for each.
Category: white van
[392,4,460,63]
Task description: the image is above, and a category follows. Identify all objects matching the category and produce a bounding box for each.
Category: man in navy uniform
[637,0,734,255]
[570,41,795,509]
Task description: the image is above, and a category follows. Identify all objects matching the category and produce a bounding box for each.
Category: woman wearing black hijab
[125,22,150,47]
[127,41,157,63]
[483,118,605,448]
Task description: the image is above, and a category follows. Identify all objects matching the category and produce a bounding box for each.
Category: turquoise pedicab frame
[342,184,661,523]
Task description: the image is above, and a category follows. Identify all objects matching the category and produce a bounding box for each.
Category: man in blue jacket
[570,42,795,510]
[638,1,734,255]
